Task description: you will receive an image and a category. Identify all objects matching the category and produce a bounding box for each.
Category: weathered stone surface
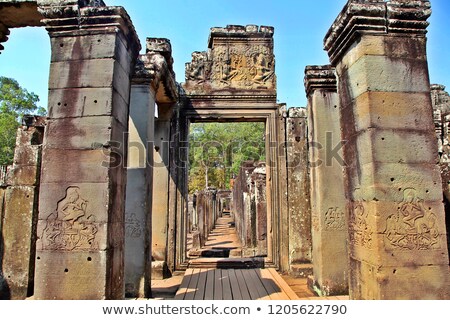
[2,186,37,299]
[286,108,312,265]
[326,0,450,299]
[183,25,276,97]
[305,65,348,296]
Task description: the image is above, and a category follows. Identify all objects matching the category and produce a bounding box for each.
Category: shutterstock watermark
[100,132,347,169]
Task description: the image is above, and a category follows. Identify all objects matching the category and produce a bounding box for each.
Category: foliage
[188,122,265,193]
[0,76,46,165]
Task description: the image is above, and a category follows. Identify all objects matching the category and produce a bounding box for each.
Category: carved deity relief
[185,51,211,83]
[349,201,373,249]
[41,187,98,251]
[385,188,440,250]
[185,44,275,90]
[125,213,143,238]
[325,207,345,231]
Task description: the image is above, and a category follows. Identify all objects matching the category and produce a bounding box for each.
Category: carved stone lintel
[324,0,431,65]
[304,65,337,96]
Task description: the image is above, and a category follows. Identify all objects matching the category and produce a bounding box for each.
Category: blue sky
[0,0,449,109]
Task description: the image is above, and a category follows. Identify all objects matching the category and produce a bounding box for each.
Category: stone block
[12,145,41,166]
[47,88,129,127]
[38,182,114,225]
[2,186,37,299]
[50,33,118,63]
[350,258,449,300]
[48,59,130,102]
[354,162,443,203]
[351,128,438,166]
[338,35,427,72]
[6,165,39,186]
[343,55,430,101]
[352,91,435,132]
[40,148,110,184]
[34,251,112,300]
[44,116,125,150]
[49,59,114,89]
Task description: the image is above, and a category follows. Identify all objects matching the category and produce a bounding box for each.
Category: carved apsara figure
[385,188,440,250]
[42,187,97,251]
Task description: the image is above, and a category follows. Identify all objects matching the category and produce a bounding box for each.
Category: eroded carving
[350,201,373,249]
[385,188,440,250]
[125,213,143,238]
[325,207,345,231]
[42,187,98,251]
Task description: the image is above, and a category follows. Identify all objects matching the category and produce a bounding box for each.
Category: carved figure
[385,188,440,250]
[42,187,98,251]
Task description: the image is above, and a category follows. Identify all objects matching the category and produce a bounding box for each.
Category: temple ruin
[0,0,449,300]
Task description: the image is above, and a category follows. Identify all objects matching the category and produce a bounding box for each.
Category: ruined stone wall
[431,84,450,261]
[0,116,45,299]
[231,161,267,257]
[284,107,312,271]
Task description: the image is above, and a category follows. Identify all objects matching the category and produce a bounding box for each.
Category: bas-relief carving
[385,188,440,250]
[350,201,373,249]
[125,213,144,239]
[42,187,98,251]
[185,44,275,89]
[325,207,345,231]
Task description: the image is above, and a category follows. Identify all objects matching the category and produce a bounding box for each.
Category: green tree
[188,122,265,193]
[0,76,46,165]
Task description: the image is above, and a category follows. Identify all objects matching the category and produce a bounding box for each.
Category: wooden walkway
[174,268,299,300]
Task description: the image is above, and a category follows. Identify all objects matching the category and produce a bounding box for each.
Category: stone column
[305,65,348,296]
[151,104,173,279]
[324,0,450,299]
[286,108,312,274]
[124,56,156,298]
[1,117,44,299]
[34,4,140,300]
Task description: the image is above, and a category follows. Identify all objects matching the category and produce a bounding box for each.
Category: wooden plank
[213,269,223,300]
[221,269,233,300]
[194,268,208,300]
[247,269,271,300]
[267,268,299,300]
[240,269,263,300]
[184,268,201,300]
[259,268,289,300]
[234,269,251,300]
[174,269,194,300]
[228,269,243,300]
[204,269,215,300]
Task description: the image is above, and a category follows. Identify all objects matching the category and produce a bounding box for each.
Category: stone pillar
[286,108,312,271]
[305,65,348,296]
[34,4,140,300]
[252,163,267,257]
[124,56,156,298]
[324,0,450,299]
[151,105,173,279]
[1,117,44,299]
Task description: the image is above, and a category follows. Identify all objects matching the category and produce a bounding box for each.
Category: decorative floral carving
[42,187,98,251]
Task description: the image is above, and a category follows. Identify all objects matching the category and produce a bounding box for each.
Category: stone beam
[34,2,140,300]
[305,65,348,296]
[324,0,450,299]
